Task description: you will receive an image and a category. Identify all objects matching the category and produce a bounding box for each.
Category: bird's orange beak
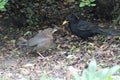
[62,20,69,25]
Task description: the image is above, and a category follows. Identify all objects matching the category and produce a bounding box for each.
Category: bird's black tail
[97,29,117,36]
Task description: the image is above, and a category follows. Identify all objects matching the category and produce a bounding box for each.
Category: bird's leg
[37,52,44,58]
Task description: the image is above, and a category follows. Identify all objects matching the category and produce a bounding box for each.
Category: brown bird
[19,28,57,56]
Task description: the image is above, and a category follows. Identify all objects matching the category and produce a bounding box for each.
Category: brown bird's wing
[27,32,49,46]
[33,38,53,52]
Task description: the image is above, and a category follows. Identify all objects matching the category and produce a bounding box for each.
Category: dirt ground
[0,20,120,80]
[0,1,120,79]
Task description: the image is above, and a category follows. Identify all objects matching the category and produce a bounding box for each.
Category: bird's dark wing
[69,21,100,39]
[75,21,117,36]
[76,21,98,30]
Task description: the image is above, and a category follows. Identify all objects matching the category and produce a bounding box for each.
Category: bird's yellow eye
[62,20,69,25]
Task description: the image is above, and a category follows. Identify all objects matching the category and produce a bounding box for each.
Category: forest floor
[0,1,120,79]
[0,20,120,80]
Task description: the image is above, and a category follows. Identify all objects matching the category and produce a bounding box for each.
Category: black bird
[62,14,117,40]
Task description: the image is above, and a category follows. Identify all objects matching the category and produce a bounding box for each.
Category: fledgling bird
[18,28,57,55]
[62,14,117,40]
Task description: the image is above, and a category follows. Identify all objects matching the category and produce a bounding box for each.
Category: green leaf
[90,0,95,2]
[40,73,47,80]
[80,2,85,7]
[85,2,90,5]
[96,68,109,80]
[87,59,97,80]
[0,6,6,11]
[88,59,97,74]
[88,0,91,3]
[91,4,96,6]
[72,72,81,80]
[0,0,8,11]
[108,66,120,75]
[0,0,8,7]
[82,69,89,80]
[107,75,113,80]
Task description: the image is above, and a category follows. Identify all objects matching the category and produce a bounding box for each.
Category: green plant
[23,31,32,36]
[116,35,120,40]
[0,76,8,80]
[71,45,79,52]
[39,59,120,80]
[80,0,96,7]
[40,73,53,80]
[0,0,8,11]
[72,59,120,80]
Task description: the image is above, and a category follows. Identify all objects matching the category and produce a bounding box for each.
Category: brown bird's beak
[62,20,69,25]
